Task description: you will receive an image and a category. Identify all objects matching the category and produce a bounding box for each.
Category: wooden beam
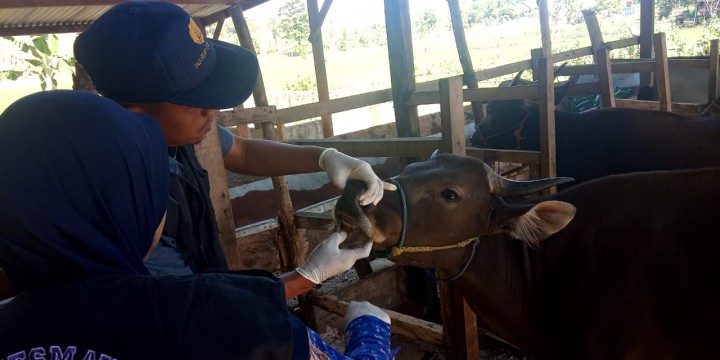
[615,99,703,116]
[466,148,542,165]
[709,39,719,104]
[291,138,442,158]
[537,57,557,181]
[307,0,333,137]
[306,288,445,347]
[275,89,393,124]
[596,48,616,108]
[194,123,242,269]
[537,0,552,59]
[639,0,655,88]
[582,9,605,63]
[439,77,467,156]
[308,0,333,42]
[384,0,420,137]
[654,32,672,111]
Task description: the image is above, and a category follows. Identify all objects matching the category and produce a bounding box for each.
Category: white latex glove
[319,148,397,206]
[344,301,391,326]
[295,232,372,284]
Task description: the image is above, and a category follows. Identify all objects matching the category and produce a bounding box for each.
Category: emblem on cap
[188,19,205,45]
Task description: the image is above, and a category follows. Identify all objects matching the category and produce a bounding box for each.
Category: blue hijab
[0,90,169,291]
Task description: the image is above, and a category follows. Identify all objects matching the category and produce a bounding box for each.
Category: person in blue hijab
[0,90,393,359]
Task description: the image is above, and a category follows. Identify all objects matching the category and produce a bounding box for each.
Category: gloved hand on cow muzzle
[318,148,396,206]
[295,231,372,284]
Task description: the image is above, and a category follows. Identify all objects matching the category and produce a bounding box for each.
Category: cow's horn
[509,70,525,86]
[482,162,574,196]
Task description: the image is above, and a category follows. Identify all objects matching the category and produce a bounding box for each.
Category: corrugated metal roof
[0,4,237,36]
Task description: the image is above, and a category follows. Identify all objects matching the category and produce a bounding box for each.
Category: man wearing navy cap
[74,1,394,296]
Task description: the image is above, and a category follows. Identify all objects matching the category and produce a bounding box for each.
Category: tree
[276,0,310,56]
[415,10,438,34]
[656,0,693,19]
[3,34,75,90]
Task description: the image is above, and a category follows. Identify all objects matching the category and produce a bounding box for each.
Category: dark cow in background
[335,154,720,359]
[470,100,720,186]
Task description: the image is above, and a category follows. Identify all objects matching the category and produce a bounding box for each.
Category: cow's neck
[453,234,546,354]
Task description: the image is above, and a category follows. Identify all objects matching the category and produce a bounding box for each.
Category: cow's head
[471,65,573,150]
[334,154,576,273]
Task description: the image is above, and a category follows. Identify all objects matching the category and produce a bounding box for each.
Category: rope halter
[383,178,479,282]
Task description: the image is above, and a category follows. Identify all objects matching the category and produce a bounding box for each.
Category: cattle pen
[1,0,719,359]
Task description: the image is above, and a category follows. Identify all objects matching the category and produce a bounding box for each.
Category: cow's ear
[505,200,576,246]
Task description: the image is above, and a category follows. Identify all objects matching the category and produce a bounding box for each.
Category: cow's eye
[440,189,460,202]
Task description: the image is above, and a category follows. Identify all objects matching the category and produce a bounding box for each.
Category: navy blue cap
[74,1,259,109]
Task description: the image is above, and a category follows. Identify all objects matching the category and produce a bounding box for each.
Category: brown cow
[471,103,720,188]
[335,154,720,359]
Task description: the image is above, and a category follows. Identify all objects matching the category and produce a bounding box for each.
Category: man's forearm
[280,270,316,299]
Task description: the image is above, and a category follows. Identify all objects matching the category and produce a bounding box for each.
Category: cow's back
[554,108,720,185]
[532,168,720,359]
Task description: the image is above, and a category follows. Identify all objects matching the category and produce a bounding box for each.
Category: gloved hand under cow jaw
[318,148,396,206]
[295,231,372,284]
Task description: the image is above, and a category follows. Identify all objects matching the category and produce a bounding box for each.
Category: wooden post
[384,0,420,138]
[439,77,467,156]
[537,0,552,59]
[582,9,605,64]
[536,0,557,181]
[708,39,719,104]
[230,5,303,268]
[639,0,655,89]
[307,0,334,137]
[194,122,242,269]
[531,48,544,82]
[653,33,672,112]
[438,77,478,360]
[596,48,616,108]
[538,57,558,181]
[447,0,484,127]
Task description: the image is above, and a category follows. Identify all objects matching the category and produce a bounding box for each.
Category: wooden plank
[654,33,672,112]
[466,148,542,165]
[194,122,242,269]
[385,0,420,138]
[537,0,552,59]
[615,99,703,115]
[308,293,445,347]
[473,59,533,82]
[439,275,479,359]
[440,77,467,156]
[216,106,277,127]
[438,39,479,360]
[290,138,442,158]
[537,56,558,181]
[596,48,616,108]
[275,89,393,124]
[709,39,719,104]
[308,0,333,42]
[408,85,541,105]
[307,0,333,137]
[294,211,334,230]
[582,9,604,63]
[639,0,654,88]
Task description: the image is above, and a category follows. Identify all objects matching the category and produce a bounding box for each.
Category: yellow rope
[391,237,479,258]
